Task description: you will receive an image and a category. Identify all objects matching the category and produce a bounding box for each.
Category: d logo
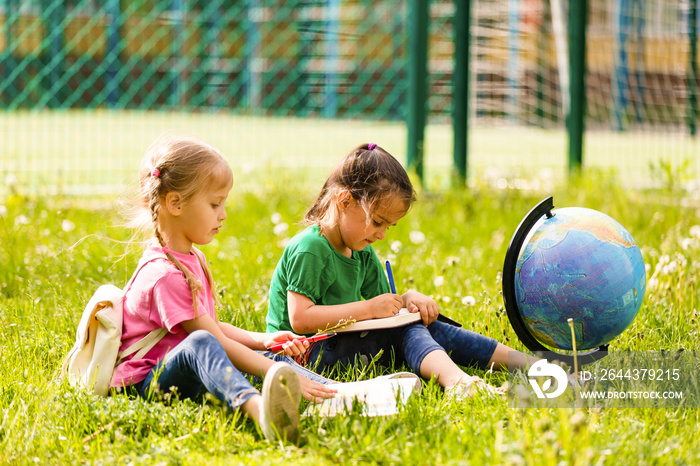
[528,359,568,398]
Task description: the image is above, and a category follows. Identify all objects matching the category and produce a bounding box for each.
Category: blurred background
[0,0,698,196]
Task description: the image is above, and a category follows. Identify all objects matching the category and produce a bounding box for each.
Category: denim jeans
[306,320,498,376]
[134,330,332,411]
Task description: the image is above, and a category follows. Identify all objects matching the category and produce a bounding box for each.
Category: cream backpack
[61,254,168,396]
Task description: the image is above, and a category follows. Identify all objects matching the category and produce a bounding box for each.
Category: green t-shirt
[266,224,391,334]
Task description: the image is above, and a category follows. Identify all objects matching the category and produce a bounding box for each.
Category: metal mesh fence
[1,0,407,118]
[0,0,698,195]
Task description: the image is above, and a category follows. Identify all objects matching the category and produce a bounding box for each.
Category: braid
[149,180,205,317]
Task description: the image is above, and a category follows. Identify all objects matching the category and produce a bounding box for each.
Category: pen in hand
[385,260,397,294]
[267,332,337,352]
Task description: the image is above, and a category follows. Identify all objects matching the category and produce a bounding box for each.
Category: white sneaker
[260,362,301,443]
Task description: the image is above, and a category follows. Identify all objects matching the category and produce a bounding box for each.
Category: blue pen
[385,260,397,294]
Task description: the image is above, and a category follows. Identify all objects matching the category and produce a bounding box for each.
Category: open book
[335,308,421,333]
[304,372,422,417]
[334,308,462,333]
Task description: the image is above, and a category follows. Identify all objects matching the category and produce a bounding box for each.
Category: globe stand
[502,196,609,367]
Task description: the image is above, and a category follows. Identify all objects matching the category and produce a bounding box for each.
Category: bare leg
[418,349,472,388]
[240,394,263,423]
[487,342,541,371]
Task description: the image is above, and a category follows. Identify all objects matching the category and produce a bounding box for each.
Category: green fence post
[208,1,225,109]
[105,0,123,108]
[323,0,340,118]
[43,0,66,108]
[244,0,262,111]
[1,0,19,107]
[406,0,430,183]
[198,0,223,109]
[689,0,698,137]
[452,0,470,184]
[568,0,587,173]
[169,0,185,108]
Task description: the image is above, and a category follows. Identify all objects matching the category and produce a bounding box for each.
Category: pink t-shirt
[111,244,217,388]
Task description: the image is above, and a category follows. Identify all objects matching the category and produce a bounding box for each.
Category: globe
[512,206,646,351]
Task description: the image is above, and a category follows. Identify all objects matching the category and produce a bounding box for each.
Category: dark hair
[304,143,416,228]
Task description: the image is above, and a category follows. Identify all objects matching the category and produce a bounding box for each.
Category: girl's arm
[287,290,404,334]
[180,314,335,400]
[218,321,310,355]
[181,315,276,377]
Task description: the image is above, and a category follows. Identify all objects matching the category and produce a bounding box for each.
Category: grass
[1,168,700,465]
[1,110,699,196]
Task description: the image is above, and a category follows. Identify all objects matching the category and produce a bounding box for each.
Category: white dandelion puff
[409,231,425,244]
[434,275,444,287]
[462,295,476,306]
[662,260,677,275]
[391,240,402,253]
[271,212,283,225]
[647,277,659,291]
[61,219,75,232]
[680,238,695,250]
[5,173,17,188]
[273,222,288,236]
[690,225,700,239]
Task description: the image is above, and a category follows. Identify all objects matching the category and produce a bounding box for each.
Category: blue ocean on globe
[514,207,646,350]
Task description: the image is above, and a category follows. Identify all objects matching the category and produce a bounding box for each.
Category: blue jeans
[306,320,498,377]
[134,330,331,411]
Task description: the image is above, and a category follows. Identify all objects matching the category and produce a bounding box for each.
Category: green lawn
[1,167,699,464]
[1,110,698,196]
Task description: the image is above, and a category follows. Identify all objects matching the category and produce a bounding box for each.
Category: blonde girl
[266,143,537,398]
[112,136,334,442]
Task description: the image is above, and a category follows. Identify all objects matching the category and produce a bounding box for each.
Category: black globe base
[502,196,610,367]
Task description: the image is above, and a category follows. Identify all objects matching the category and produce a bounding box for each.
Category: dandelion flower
[0,205,7,217]
[680,238,695,250]
[271,212,283,225]
[462,295,476,306]
[434,275,444,287]
[690,225,700,239]
[61,220,75,232]
[409,231,425,244]
[391,240,402,253]
[647,277,659,291]
[273,222,288,236]
[663,260,678,275]
[15,215,29,226]
[5,173,17,188]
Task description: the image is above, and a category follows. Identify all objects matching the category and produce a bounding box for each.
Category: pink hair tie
[367,143,377,150]
[151,168,160,178]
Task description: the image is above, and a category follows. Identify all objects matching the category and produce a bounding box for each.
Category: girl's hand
[298,374,337,402]
[263,331,311,356]
[402,290,439,326]
[366,293,404,319]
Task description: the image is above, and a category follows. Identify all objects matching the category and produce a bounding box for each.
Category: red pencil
[267,332,337,352]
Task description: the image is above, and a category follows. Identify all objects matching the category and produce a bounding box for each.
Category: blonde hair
[129,135,232,315]
[304,143,416,229]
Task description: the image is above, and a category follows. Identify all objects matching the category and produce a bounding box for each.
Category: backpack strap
[116,252,170,364]
[116,327,168,365]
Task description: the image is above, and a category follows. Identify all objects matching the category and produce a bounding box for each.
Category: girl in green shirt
[266,143,537,398]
